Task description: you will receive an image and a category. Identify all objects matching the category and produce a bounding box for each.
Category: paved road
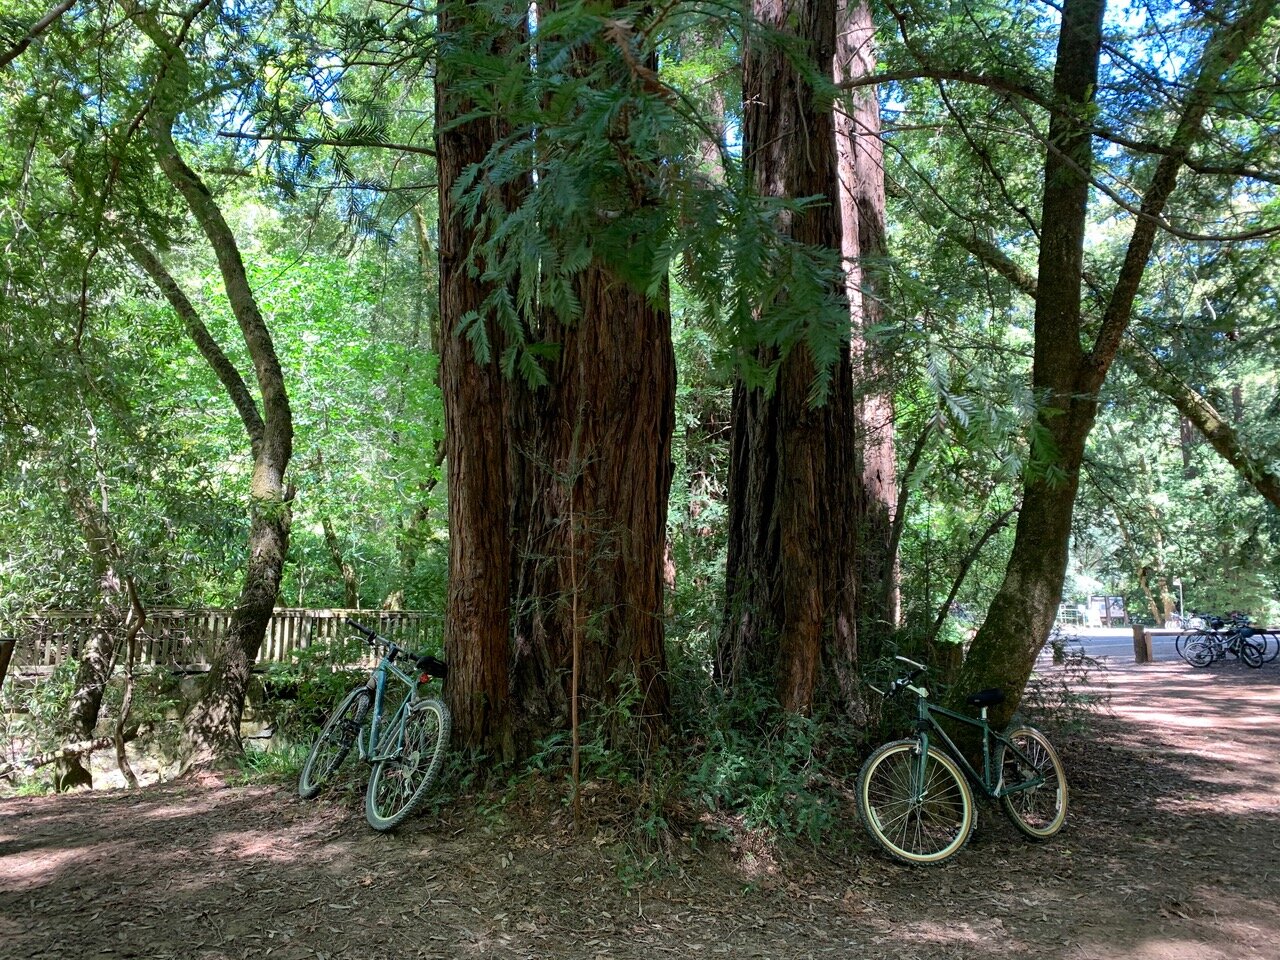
[1054,626,1175,663]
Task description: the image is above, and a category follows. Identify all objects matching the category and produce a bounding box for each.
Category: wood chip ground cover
[2,660,1277,959]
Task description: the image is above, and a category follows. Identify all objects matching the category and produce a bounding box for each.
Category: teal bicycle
[298,618,451,832]
[857,657,1068,865]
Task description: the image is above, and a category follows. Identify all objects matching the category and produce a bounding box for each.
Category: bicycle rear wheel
[997,726,1068,839]
[299,687,371,800]
[365,697,451,832]
[857,739,974,865]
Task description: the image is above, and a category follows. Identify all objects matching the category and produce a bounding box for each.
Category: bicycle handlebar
[344,618,449,680]
[873,656,928,698]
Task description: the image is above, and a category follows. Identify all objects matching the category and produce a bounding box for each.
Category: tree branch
[1086,0,1277,385]
[1121,340,1280,512]
[217,129,437,158]
[0,0,76,71]
[125,238,265,453]
[925,506,1016,647]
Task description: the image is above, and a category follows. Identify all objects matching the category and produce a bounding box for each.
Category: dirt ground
[2,658,1278,960]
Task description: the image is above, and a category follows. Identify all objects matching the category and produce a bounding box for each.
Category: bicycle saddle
[966,688,1005,707]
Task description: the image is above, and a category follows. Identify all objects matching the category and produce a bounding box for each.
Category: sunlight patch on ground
[0,844,94,887]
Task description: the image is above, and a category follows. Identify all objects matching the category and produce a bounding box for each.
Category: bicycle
[857,656,1068,865]
[1180,613,1265,668]
[298,618,451,832]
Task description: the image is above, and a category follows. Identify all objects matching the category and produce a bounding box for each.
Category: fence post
[1132,625,1153,664]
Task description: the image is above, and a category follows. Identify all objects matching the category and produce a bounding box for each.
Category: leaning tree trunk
[54,477,131,790]
[436,0,519,760]
[129,6,294,769]
[950,0,1105,728]
[718,0,861,715]
[953,0,1273,730]
[836,0,899,655]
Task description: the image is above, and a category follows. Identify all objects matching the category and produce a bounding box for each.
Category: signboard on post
[1088,595,1127,627]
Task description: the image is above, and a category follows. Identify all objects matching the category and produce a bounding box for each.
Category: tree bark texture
[953,0,1272,729]
[719,0,861,716]
[436,0,517,759]
[835,0,899,651]
[54,478,128,790]
[130,8,295,769]
[509,265,676,753]
[951,0,1105,729]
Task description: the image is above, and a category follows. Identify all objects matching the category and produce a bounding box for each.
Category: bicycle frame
[358,647,423,765]
[908,691,1045,801]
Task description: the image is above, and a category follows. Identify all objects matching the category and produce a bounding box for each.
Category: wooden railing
[6,609,442,671]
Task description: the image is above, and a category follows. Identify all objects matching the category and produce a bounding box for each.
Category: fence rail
[5,609,442,671]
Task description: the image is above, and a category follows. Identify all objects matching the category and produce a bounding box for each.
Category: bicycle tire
[1184,638,1215,668]
[299,687,371,800]
[1262,632,1280,664]
[365,697,451,832]
[1174,630,1198,660]
[996,726,1068,840]
[857,739,974,865]
[1240,637,1264,669]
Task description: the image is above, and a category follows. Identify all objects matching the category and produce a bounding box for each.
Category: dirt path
[2,659,1278,960]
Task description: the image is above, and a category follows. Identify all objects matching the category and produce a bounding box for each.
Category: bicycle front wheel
[857,739,974,865]
[365,697,451,832]
[1184,637,1215,668]
[1259,632,1280,664]
[997,726,1068,839]
[299,687,371,800]
[1240,637,1264,668]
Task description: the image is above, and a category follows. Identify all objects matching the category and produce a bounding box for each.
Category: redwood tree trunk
[436,0,516,759]
[718,0,861,715]
[510,266,675,753]
[836,0,899,653]
[507,7,676,753]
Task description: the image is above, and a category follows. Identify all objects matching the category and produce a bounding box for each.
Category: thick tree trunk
[836,0,899,653]
[719,0,861,715]
[502,5,676,757]
[510,267,675,753]
[436,0,516,759]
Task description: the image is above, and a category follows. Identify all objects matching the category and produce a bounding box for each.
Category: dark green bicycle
[857,657,1068,865]
[298,618,450,832]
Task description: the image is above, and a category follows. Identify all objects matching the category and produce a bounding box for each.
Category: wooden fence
[5,609,442,672]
